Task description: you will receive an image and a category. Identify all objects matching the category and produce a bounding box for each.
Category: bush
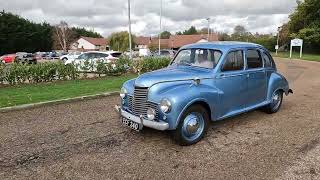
[0,62,80,85]
[0,56,170,86]
[106,56,131,75]
[133,57,171,73]
[0,62,6,84]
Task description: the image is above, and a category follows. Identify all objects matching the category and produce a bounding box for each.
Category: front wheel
[263,90,283,114]
[174,105,210,146]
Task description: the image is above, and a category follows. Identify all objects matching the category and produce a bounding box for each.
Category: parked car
[115,42,293,145]
[65,51,122,70]
[60,51,82,62]
[15,52,37,64]
[45,52,60,60]
[34,52,47,61]
[152,49,176,58]
[1,54,16,64]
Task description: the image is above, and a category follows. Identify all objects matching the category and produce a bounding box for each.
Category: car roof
[85,51,121,54]
[180,41,266,52]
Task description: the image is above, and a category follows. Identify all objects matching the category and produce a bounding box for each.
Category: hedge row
[0,57,171,85]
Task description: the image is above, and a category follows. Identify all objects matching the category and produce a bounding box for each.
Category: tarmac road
[0,58,320,180]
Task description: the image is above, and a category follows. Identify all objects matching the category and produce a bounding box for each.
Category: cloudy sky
[1,0,298,37]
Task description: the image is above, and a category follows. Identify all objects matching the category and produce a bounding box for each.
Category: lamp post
[128,0,133,60]
[276,26,281,56]
[159,0,162,55]
[206,18,210,41]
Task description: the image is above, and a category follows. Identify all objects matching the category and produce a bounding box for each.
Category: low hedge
[0,56,171,85]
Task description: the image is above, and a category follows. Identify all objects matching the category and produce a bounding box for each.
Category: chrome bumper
[114,105,169,131]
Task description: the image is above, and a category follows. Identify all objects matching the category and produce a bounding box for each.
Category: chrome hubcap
[186,117,200,134]
[272,92,281,109]
[182,113,204,141]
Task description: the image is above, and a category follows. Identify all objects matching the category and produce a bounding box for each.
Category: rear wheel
[264,90,283,114]
[174,105,209,146]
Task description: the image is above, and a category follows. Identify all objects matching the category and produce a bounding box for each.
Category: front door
[245,49,267,107]
[215,50,247,117]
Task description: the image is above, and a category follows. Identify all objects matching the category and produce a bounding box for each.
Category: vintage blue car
[115,42,293,145]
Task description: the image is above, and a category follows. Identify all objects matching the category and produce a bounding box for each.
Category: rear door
[215,50,247,117]
[245,49,267,107]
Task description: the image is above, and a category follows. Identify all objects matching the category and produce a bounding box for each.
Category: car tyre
[263,90,283,114]
[173,104,210,146]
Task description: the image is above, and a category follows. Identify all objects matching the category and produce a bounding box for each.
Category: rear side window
[221,50,244,72]
[262,52,273,68]
[247,49,263,69]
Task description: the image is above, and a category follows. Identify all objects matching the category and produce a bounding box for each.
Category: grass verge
[0,74,137,108]
[272,52,320,62]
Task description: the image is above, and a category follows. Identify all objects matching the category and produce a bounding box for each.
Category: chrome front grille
[127,87,159,120]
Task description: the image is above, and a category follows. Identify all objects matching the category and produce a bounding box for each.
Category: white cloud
[0,0,298,36]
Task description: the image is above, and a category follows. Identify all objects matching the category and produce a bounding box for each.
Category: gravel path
[0,58,320,180]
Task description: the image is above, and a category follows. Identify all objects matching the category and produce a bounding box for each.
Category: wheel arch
[175,99,212,128]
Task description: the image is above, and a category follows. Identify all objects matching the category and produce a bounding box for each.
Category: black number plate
[121,117,141,131]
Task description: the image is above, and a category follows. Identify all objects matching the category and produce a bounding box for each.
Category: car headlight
[160,99,172,113]
[120,87,127,99]
[147,108,156,120]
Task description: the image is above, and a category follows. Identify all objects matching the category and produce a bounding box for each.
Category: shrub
[133,57,171,73]
[0,62,80,85]
[0,56,170,86]
[0,62,6,84]
[106,57,131,76]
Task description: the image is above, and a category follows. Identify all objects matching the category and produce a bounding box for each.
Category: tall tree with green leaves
[0,11,53,55]
[287,0,320,52]
[108,31,135,52]
[160,31,171,39]
[72,27,103,38]
[183,26,198,35]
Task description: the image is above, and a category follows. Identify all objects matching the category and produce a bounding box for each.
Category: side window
[246,49,263,69]
[262,52,273,68]
[87,53,95,59]
[221,50,244,72]
[99,53,108,58]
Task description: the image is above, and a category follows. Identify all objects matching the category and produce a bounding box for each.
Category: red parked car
[1,54,16,64]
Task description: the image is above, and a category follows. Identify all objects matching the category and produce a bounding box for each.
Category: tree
[160,31,171,39]
[218,32,231,41]
[0,11,53,55]
[233,25,247,36]
[183,26,198,35]
[199,27,215,35]
[286,0,320,52]
[108,31,135,52]
[72,27,103,38]
[54,21,75,52]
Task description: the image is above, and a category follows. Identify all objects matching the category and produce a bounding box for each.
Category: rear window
[111,53,122,57]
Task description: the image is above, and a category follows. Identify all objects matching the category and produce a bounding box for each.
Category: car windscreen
[171,49,222,69]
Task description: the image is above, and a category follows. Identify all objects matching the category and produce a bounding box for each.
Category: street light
[128,0,133,60]
[276,26,281,55]
[206,18,210,41]
[159,0,163,55]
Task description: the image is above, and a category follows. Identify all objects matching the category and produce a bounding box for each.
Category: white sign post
[290,38,303,59]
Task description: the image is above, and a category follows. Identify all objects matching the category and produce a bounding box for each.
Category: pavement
[0,58,320,180]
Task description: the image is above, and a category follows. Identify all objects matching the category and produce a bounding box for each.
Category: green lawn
[0,74,137,108]
[272,52,320,62]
